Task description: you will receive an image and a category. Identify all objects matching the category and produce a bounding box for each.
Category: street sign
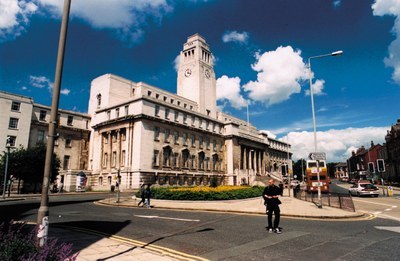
[308,152,326,161]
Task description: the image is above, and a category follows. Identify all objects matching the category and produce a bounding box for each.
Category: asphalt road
[1,193,400,260]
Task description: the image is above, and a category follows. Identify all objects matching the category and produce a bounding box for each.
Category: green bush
[140,186,264,200]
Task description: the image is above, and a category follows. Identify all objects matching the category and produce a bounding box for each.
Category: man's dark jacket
[263,185,282,207]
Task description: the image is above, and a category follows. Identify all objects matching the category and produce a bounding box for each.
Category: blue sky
[0,0,399,162]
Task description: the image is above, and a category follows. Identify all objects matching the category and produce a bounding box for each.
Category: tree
[292,159,306,181]
[0,143,60,193]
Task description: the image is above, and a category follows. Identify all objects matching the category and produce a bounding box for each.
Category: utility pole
[37,0,71,247]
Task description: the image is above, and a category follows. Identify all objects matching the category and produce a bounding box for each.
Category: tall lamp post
[308,50,343,205]
[37,0,71,247]
[2,140,11,199]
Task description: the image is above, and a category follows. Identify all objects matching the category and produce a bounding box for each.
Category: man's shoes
[274,228,281,234]
[268,228,274,233]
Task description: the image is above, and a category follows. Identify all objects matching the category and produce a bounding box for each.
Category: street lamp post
[2,141,11,199]
[308,50,343,206]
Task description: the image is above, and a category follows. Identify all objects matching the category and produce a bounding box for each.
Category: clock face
[205,69,211,78]
[184,68,192,77]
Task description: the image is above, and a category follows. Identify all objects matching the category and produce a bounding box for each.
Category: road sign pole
[316,160,322,208]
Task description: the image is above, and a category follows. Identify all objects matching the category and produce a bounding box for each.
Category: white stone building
[88,34,291,191]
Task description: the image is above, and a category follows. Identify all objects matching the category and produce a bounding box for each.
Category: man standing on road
[263,179,282,234]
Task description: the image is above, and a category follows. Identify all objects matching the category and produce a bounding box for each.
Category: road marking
[384,208,392,211]
[352,198,396,207]
[134,215,200,222]
[373,211,382,215]
[203,231,309,260]
[375,226,400,233]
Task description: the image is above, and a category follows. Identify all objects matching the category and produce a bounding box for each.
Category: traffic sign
[308,152,326,161]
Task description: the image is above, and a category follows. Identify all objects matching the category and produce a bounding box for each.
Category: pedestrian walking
[137,183,145,207]
[144,184,151,208]
[263,179,282,234]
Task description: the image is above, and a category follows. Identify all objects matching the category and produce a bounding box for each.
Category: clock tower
[177,34,217,118]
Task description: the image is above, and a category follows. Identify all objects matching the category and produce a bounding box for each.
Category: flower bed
[138,186,264,200]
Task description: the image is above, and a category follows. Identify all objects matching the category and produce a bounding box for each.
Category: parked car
[348,182,379,197]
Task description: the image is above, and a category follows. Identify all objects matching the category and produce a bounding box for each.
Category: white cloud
[333,0,341,8]
[0,0,38,41]
[29,75,53,91]
[222,31,249,44]
[282,127,388,162]
[36,0,173,43]
[216,75,248,110]
[372,0,400,85]
[243,46,320,106]
[60,88,70,95]
[304,79,326,96]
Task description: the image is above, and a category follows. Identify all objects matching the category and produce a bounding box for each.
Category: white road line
[134,215,200,222]
[375,226,400,233]
[385,208,392,211]
[352,198,396,207]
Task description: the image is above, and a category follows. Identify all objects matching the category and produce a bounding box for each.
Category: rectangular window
[153,150,159,166]
[191,155,195,169]
[183,113,187,124]
[191,115,195,126]
[115,108,120,118]
[103,153,108,167]
[112,151,117,167]
[172,153,178,167]
[154,126,160,141]
[199,118,203,128]
[213,139,216,151]
[155,105,160,117]
[67,115,73,126]
[66,135,72,147]
[174,131,179,144]
[165,129,170,142]
[103,133,108,144]
[11,101,21,112]
[199,136,203,148]
[191,134,195,147]
[206,120,209,130]
[39,110,46,121]
[37,130,45,143]
[205,157,210,170]
[212,123,215,132]
[9,118,18,129]
[219,140,223,151]
[165,108,170,119]
[7,136,16,147]
[206,137,210,149]
[183,133,187,146]
[120,129,126,141]
[63,155,70,170]
[174,110,179,121]
[112,132,117,143]
[125,105,129,115]
[121,150,126,166]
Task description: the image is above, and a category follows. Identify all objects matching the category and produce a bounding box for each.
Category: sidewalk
[1,190,365,261]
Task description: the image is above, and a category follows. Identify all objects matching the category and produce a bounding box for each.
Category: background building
[0,90,90,193]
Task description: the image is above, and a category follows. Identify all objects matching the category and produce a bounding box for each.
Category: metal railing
[294,189,355,212]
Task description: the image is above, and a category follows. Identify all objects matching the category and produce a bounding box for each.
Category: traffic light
[368,162,375,173]
[376,159,385,172]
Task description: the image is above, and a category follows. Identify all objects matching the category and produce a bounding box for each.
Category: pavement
[0,186,393,261]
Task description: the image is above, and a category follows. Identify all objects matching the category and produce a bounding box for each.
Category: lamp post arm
[308,59,318,152]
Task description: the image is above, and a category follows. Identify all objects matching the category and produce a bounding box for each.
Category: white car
[290,180,301,187]
[348,182,379,197]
